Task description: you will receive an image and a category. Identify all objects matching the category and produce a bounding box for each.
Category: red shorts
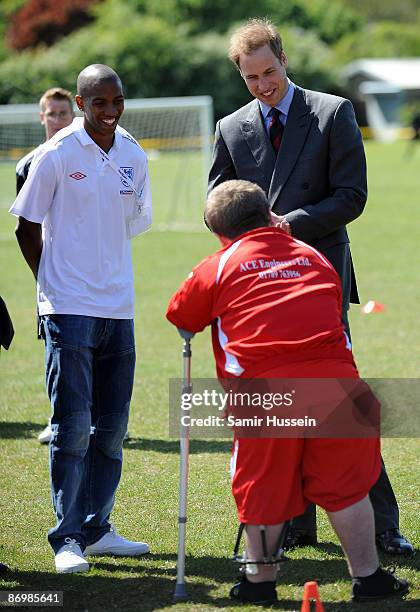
[230,357,381,524]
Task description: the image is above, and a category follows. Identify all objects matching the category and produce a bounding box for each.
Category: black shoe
[284,528,317,551]
[230,575,277,605]
[376,529,415,556]
[352,567,409,601]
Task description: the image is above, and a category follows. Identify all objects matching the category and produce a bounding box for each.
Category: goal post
[122,96,214,230]
[0,95,214,231]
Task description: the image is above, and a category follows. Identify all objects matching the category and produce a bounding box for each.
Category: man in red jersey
[166,180,408,605]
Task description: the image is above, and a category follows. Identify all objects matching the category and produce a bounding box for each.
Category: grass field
[0,142,419,611]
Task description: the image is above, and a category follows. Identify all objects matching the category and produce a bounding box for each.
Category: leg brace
[231,521,290,574]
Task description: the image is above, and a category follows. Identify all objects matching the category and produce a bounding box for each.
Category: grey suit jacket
[208,86,367,305]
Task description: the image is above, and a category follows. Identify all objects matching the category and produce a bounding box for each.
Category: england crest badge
[120,166,134,194]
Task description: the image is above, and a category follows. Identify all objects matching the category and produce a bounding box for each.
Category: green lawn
[0,142,419,610]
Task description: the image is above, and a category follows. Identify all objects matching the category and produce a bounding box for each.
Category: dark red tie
[268,107,284,153]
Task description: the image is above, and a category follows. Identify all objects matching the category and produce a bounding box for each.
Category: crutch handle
[177,328,195,340]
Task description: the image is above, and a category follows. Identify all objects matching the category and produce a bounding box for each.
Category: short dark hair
[76,64,122,99]
[205,180,270,239]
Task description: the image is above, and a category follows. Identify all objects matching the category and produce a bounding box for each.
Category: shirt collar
[259,79,295,120]
[73,117,122,153]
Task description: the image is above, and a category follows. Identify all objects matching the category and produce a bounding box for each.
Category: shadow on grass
[0,427,231,454]
[124,437,231,454]
[1,553,417,611]
[0,421,44,439]
[150,550,419,585]
[285,542,420,573]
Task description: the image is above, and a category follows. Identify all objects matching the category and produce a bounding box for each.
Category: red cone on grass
[361,300,386,314]
[301,581,325,611]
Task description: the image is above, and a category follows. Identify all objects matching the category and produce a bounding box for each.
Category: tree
[335,21,420,62]
[7,0,98,50]
[300,0,363,45]
[340,0,420,23]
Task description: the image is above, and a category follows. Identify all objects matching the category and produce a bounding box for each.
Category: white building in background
[342,58,420,141]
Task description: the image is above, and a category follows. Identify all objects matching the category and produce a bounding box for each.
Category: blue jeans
[40,315,135,553]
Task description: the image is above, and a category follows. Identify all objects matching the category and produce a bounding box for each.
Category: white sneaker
[38,419,52,444]
[55,538,89,574]
[84,524,149,557]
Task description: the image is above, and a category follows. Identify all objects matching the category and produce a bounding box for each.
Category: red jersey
[166,227,351,378]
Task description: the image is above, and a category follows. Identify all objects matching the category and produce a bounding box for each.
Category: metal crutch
[173,328,195,602]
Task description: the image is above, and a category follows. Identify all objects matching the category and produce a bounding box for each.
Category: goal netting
[0,95,214,231]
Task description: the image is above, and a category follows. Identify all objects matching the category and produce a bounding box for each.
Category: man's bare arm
[15,216,42,279]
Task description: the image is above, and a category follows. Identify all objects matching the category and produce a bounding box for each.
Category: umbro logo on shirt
[69,172,87,180]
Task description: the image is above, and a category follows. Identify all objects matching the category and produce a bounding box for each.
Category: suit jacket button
[301,182,309,190]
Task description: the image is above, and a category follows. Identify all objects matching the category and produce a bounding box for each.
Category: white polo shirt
[10,118,152,319]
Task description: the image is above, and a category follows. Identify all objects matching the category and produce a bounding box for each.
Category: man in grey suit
[208,17,413,556]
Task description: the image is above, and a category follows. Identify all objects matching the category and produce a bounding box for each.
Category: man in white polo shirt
[10,64,152,573]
